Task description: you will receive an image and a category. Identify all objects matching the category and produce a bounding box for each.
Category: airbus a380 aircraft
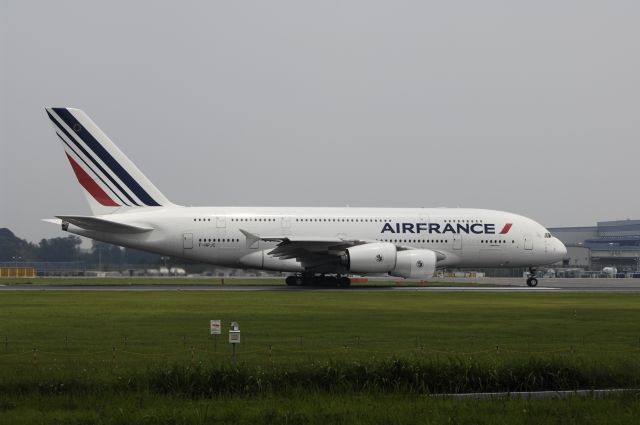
[45,108,566,287]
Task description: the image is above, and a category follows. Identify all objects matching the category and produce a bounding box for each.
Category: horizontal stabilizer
[55,215,153,234]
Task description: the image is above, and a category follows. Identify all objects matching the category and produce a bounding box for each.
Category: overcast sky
[1,0,638,244]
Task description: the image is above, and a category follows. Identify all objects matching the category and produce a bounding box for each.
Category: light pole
[608,243,614,271]
[10,256,22,277]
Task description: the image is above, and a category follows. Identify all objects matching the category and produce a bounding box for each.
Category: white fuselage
[45,108,567,279]
[65,206,566,273]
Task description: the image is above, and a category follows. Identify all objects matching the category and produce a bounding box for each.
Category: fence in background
[0,267,35,277]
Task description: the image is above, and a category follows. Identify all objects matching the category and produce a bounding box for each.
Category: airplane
[44,107,567,287]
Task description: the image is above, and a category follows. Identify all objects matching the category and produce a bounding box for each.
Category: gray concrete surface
[1,277,640,292]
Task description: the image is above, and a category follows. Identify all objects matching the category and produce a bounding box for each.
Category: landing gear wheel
[286,275,305,286]
[338,277,351,287]
[287,274,351,287]
[526,267,538,287]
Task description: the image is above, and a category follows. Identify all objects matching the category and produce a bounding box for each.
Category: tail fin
[45,107,174,215]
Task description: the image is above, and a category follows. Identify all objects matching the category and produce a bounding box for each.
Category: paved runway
[1,277,640,292]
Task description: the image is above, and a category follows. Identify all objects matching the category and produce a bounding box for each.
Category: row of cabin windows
[199,238,240,243]
[378,238,448,244]
[194,217,485,223]
[376,239,516,245]
[231,218,276,222]
[444,219,483,223]
[195,218,278,222]
[196,237,515,245]
[296,218,390,223]
[296,218,483,223]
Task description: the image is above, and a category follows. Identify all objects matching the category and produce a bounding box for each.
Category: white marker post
[229,321,240,365]
[210,320,221,351]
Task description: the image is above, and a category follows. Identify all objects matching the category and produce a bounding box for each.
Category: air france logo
[381,222,513,235]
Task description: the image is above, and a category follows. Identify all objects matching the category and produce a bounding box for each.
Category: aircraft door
[216,217,226,228]
[183,233,193,249]
[281,216,291,235]
[524,235,533,250]
[453,233,462,250]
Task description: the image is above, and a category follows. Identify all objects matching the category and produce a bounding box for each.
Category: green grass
[1,392,639,425]
[0,291,638,364]
[1,290,639,423]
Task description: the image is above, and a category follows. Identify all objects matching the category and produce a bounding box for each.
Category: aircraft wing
[239,229,368,262]
[238,229,446,267]
[268,239,363,260]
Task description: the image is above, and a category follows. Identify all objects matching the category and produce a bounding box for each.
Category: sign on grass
[210,320,221,335]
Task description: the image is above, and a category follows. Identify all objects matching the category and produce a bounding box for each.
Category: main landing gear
[285,274,352,287]
[526,267,538,287]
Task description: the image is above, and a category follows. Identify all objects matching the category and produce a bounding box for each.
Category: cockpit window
[544,232,551,238]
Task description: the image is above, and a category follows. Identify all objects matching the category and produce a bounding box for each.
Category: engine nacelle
[344,243,397,273]
[390,249,437,279]
[238,250,304,272]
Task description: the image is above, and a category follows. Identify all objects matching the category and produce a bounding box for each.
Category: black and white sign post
[210,320,221,352]
[229,321,240,365]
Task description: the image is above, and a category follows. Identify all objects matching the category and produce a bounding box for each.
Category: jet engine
[343,243,437,279]
[344,243,398,273]
[390,249,437,279]
[238,250,304,272]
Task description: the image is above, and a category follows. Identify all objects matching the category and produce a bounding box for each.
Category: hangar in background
[549,219,640,271]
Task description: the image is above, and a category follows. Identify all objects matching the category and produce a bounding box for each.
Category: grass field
[1,288,639,423]
[2,392,639,425]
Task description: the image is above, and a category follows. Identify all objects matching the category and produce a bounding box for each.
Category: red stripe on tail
[65,153,120,206]
[499,223,513,234]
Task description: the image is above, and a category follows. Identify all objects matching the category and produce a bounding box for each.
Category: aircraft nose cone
[559,240,567,257]
[553,238,567,260]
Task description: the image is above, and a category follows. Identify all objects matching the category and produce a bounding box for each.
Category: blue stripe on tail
[47,110,139,206]
[52,108,161,207]
[56,133,130,206]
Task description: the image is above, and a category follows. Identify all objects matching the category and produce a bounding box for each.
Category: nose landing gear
[526,267,538,287]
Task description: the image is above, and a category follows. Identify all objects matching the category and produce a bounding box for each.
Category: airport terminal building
[549,219,640,271]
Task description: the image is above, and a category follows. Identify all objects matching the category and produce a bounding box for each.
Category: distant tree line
[0,228,161,266]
